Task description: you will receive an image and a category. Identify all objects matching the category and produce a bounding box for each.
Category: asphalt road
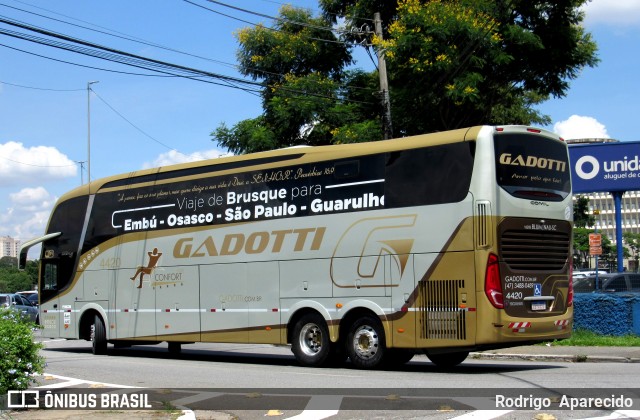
[10,333,638,420]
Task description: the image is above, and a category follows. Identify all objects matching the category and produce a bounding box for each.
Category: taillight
[485,253,504,309]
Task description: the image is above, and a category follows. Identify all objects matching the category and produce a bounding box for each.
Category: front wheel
[291,313,331,367]
[425,350,469,368]
[346,315,386,369]
[91,315,107,355]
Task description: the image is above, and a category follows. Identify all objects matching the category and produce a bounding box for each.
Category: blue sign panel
[569,141,640,193]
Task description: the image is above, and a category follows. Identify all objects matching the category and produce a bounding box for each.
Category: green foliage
[623,232,640,272]
[0,308,44,393]
[0,259,37,293]
[214,0,598,152]
[572,228,614,269]
[573,195,595,228]
[212,6,381,153]
[549,329,640,347]
[323,0,598,136]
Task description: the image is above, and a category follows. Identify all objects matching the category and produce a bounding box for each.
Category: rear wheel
[91,315,107,355]
[291,313,331,367]
[346,315,385,369]
[425,350,469,368]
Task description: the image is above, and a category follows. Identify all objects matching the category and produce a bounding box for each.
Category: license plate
[531,301,546,311]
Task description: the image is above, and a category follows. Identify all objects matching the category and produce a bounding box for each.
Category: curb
[470,352,640,363]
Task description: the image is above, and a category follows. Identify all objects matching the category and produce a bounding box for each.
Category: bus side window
[43,263,58,291]
[334,160,360,179]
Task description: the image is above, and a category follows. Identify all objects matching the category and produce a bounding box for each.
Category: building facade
[0,236,20,258]
[583,191,640,240]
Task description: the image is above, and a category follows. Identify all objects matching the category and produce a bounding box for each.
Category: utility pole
[374,12,393,140]
[87,80,99,188]
[77,161,85,185]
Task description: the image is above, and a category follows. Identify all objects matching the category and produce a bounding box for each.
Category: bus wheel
[425,351,469,368]
[346,316,385,369]
[91,315,107,355]
[291,313,330,367]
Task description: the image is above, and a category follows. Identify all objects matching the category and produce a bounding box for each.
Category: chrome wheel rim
[299,323,323,356]
[352,325,379,360]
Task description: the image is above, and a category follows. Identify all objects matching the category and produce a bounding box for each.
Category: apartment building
[0,236,20,258]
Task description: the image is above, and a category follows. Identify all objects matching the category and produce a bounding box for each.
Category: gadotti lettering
[499,153,567,172]
[173,227,326,258]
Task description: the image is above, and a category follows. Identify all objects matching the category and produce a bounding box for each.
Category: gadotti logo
[575,154,640,180]
[499,153,567,172]
[330,215,416,288]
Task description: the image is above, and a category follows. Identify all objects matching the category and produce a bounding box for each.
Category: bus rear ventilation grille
[500,229,570,271]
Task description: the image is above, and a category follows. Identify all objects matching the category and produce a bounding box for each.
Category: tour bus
[21,125,573,369]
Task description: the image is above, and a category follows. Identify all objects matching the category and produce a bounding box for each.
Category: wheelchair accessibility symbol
[534,283,542,296]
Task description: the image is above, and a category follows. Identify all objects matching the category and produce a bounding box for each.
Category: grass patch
[546,329,640,346]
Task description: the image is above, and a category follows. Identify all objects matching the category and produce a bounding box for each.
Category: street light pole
[87,81,99,188]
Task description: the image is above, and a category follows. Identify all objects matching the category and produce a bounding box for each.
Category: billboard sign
[569,141,640,193]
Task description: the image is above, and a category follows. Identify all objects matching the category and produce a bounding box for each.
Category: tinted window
[629,274,640,291]
[573,277,596,293]
[385,142,475,207]
[494,133,570,201]
[604,276,628,292]
[43,195,89,294]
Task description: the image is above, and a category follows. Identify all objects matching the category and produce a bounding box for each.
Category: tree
[623,232,640,272]
[573,195,595,228]
[214,0,597,153]
[0,258,37,293]
[321,0,598,136]
[213,6,381,154]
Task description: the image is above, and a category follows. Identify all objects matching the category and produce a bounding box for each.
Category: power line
[182,0,357,47]
[0,78,83,91]
[2,2,374,96]
[0,2,241,70]
[0,154,77,168]
[0,16,374,105]
[202,0,351,35]
[90,89,185,156]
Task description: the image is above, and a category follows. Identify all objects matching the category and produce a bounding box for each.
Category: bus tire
[383,349,415,367]
[291,313,331,367]
[91,315,107,355]
[346,315,385,369]
[425,350,469,368]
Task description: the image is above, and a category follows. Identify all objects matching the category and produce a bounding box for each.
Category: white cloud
[582,0,640,26]
[1,186,57,243]
[142,148,233,169]
[553,115,610,140]
[0,141,77,186]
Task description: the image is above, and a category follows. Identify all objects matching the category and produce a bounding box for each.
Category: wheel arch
[338,300,390,348]
[286,302,332,344]
[77,304,109,341]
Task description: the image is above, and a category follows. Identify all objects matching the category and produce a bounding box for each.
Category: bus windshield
[494,132,570,201]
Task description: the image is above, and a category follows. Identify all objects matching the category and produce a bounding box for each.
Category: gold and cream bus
[21,125,573,368]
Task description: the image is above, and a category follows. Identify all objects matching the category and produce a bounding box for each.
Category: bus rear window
[494,133,570,201]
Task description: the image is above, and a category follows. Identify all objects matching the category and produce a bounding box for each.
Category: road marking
[577,410,640,420]
[284,395,343,420]
[36,373,139,389]
[449,410,514,420]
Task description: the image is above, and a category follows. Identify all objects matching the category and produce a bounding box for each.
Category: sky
[1,0,640,252]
